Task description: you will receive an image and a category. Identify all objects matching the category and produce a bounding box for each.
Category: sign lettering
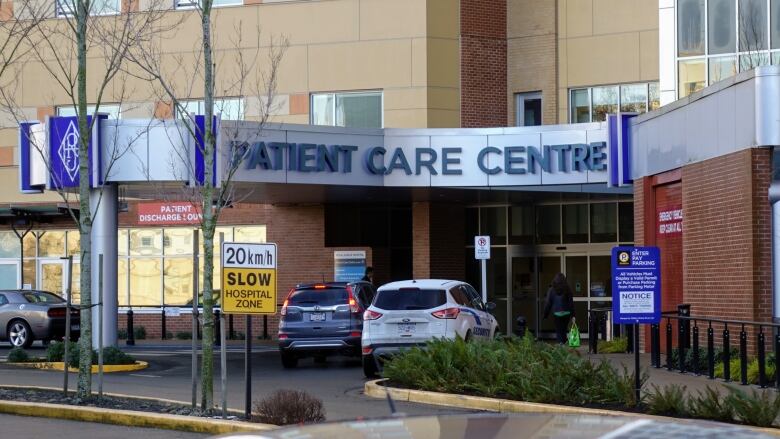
[221,242,277,315]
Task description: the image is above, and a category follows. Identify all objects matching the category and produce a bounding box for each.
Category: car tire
[463,330,472,343]
[8,320,33,349]
[362,356,378,378]
[280,351,298,369]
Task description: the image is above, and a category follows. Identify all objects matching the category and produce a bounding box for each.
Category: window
[709,56,738,83]
[177,98,244,121]
[56,104,121,119]
[569,83,659,122]
[0,295,7,306]
[563,204,588,243]
[678,0,706,56]
[175,0,242,8]
[373,289,447,311]
[23,291,65,304]
[56,0,120,16]
[310,91,383,129]
[679,59,707,97]
[515,92,542,126]
[740,0,768,51]
[772,0,780,48]
[590,203,617,243]
[709,0,737,54]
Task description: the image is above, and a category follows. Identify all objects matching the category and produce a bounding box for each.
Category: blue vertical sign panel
[612,246,661,324]
[334,251,366,282]
[46,114,106,190]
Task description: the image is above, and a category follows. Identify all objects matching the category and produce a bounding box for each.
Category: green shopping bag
[567,317,580,348]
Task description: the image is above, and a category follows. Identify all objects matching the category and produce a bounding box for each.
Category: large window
[310,91,383,129]
[57,104,121,119]
[175,0,242,8]
[569,83,659,123]
[177,98,244,121]
[677,0,780,98]
[56,0,120,16]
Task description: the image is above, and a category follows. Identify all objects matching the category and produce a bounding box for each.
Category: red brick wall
[461,0,507,128]
[752,149,773,324]
[412,202,431,279]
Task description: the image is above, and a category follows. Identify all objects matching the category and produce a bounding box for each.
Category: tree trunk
[76,0,92,400]
[199,0,216,412]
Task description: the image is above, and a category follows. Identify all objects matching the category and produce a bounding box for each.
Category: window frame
[309,90,384,129]
[56,0,121,17]
[175,97,244,121]
[568,82,658,123]
[56,103,122,119]
[514,91,543,127]
[174,0,244,10]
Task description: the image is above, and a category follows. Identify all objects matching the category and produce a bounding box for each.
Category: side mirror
[486,302,496,311]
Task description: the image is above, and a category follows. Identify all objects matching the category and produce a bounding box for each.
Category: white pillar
[90,184,118,348]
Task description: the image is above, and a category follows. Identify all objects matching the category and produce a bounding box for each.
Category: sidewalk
[588,352,775,395]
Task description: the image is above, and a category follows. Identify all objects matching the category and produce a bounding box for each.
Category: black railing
[650,309,780,389]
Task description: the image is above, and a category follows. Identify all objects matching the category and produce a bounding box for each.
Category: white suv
[361,279,499,377]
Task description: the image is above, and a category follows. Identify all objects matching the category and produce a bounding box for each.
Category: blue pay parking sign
[611,246,661,324]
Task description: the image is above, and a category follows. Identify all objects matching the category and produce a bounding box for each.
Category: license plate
[397,323,416,334]
[70,324,80,331]
[310,313,326,322]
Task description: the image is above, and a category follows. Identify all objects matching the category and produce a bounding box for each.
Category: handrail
[661,314,780,329]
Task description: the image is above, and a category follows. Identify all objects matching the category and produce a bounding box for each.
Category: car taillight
[280,288,294,316]
[47,308,66,318]
[363,309,383,320]
[346,285,361,314]
[431,307,460,319]
[278,333,288,340]
[362,346,373,355]
[349,331,361,337]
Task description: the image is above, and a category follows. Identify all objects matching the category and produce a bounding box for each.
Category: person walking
[543,273,575,344]
[361,266,374,285]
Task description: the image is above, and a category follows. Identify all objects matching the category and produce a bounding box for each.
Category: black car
[277,281,375,368]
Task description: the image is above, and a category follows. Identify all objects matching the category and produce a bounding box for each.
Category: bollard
[666,319,673,370]
[161,307,167,340]
[677,304,691,349]
[739,325,748,385]
[263,315,269,340]
[515,316,527,338]
[707,325,715,379]
[692,324,700,375]
[758,328,767,388]
[215,309,221,346]
[723,325,731,382]
[678,318,686,373]
[126,309,136,346]
[626,324,634,354]
[229,314,234,340]
[650,323,660,367]
[590,311,599,354]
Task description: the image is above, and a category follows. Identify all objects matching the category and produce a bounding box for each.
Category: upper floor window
[56,0,120,16]
[56,104,122,119]
[569,83,659,123]
[175,0,243,9]
[514,92,542,127]
[310,91,383,129]
[176,98,244,121]
[677,0,780,98]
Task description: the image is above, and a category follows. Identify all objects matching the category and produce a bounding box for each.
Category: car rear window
[289,288,348,307]
[22,291,65,304]
[373,289,447,310]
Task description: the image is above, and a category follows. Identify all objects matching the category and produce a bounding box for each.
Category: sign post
[474,236,491,303]
[221,242,278,420]
[612,246,661,404]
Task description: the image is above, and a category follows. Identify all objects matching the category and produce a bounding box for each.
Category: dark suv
[278,281,375,368]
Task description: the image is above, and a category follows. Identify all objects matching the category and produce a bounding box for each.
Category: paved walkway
[0,413,207,438]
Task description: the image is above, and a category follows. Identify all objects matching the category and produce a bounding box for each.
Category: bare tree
[738,0,769,71]
[126,3,287,411]
[0,0,172,400]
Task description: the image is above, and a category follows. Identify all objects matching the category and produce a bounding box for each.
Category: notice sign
[658,206,683,235]
[611,246,661,324]
[474,236,491,260]
[334,251,366,282]
[221,242,277,314]
[138,201,202,226]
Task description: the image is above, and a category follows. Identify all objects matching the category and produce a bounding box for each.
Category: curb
[0,399,275,434]
[5,361,148,373]
[364,380,780,436]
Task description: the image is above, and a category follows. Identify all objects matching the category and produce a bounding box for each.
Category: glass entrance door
[0,262,18,289]
[39,260,65,295]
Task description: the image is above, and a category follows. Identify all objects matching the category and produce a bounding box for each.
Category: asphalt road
[0,413,207,438]
[0,342,471,422]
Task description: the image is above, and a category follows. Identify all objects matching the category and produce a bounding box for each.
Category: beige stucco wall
[557,0,659,123]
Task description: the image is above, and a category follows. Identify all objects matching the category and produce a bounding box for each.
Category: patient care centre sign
[221,242,277,314]
[611,246,661,324]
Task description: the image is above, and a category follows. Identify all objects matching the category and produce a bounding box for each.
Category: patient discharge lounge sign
[611,246,661,324]
[221,242,277,314]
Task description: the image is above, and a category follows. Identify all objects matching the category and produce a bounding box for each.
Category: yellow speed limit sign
[221,242,277,314]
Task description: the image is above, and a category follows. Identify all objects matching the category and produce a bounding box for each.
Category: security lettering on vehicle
[472,327,491,337]
[221,242,277,314]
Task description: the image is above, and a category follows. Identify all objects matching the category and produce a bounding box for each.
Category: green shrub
[646,384,688,417]
[7,347,29,363]
[383,334,643,408]
[175,331,192,340]
[597,337,628,354]
[714,358,742,381]
[46,340,78,363]
[134,326,147,340]
[101,346,135,365]
[726,387,780,427]
[165,332,173,339]
[687,386,734,423]
[117,329,128,340]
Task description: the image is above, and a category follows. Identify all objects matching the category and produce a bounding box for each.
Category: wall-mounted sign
[657,206,683,236]
[334,251,367,282]
[137,201,202,226]
[612,246,661,324]
[221,242,277,314]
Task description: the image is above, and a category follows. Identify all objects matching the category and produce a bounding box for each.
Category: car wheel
[9,320,33,349]
[280,351,298,369]
[362,356,378,378]
[463,330,472,343]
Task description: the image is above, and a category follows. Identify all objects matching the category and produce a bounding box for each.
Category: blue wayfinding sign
[611,246,661,324]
